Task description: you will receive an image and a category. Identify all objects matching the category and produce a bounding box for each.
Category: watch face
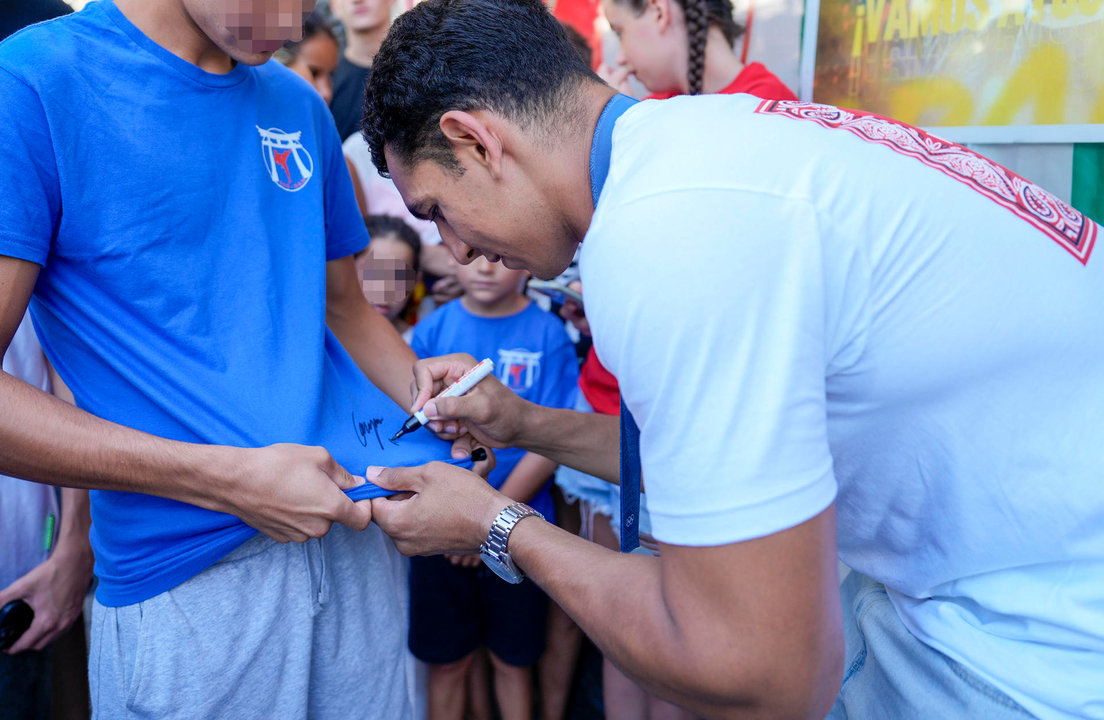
[480,551,524,584]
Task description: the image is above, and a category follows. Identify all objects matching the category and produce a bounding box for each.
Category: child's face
[295,33,339,103]
[356,237,418,320]
[187,0,317,64]
[601,0,684,94]
[455,255,528,312]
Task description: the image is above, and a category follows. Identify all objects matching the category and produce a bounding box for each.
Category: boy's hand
[558,281,589,337]
[446,553,482,568]
[0,546,92,654]
[212,443,374,543]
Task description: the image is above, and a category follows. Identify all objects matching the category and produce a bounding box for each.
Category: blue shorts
[408,554,548,668]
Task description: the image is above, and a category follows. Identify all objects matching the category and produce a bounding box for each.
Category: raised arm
[0,256,372,542]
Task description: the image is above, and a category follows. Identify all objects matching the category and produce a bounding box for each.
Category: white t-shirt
[582,94,1104,720]
[0,312,57,590]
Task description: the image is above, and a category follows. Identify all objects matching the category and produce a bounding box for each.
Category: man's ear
[439,110,505,178]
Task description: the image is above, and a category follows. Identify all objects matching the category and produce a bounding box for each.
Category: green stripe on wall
[1072,144,1104,225]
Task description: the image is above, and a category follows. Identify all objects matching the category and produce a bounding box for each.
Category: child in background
[271,13,340,104]
[600,0,795,101]
[408,255,578,720]
[355,215,423,343]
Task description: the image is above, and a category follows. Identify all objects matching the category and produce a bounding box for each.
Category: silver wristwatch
[479,503,544,584]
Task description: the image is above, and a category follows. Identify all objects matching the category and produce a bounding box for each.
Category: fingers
[369,489,416,543]
[426,395,476,424]
[365,465,421,494]
[450,433,477,460]
[336,498,373,533]
[19,616,54,654]
[331,461,366,492]
[410,354,479,413]
[472,447,496,479]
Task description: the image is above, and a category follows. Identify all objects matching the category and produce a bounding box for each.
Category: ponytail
[612,0,747,95]
[685,0,708,95]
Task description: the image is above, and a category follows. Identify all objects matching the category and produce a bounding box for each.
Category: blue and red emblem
[257,126,314,192]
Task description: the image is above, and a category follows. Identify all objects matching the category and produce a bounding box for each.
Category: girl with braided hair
[600,0,796,100]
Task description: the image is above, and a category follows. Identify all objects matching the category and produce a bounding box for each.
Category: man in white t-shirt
[358,0,1104,718]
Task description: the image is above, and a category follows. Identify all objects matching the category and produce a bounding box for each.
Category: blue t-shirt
[410,300,579,520]
[0,2,456,606]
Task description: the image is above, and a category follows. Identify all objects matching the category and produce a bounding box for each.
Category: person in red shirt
[600,0,795,101]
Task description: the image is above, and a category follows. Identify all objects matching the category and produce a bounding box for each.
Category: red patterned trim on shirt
[754,100,1097,265]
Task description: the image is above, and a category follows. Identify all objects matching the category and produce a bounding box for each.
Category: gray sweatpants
[90,523,415,719]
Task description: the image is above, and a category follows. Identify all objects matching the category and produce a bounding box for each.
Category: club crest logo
[498,349,543,393]
[257,126,313,192]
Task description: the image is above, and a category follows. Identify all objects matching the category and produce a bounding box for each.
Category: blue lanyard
[588,94,642,554]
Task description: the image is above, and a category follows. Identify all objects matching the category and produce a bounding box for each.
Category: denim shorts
[828,571,1036,719]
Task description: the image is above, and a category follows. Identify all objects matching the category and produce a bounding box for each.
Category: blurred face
[455,255,528,312]
[332,0,391,33]
[385,147,579,281]
[296,32,339,103]
[601,0,685,94]
[356,237,418,320]
[184,0,317,64]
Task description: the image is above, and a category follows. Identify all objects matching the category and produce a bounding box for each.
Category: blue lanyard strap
[588,93,642,554]
[589,94,638,206]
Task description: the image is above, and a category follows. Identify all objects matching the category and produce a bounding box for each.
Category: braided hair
[617,0,745,95]
[684,0,708,94]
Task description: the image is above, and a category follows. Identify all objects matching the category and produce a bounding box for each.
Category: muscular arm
[511,508,843,718]
[0,256,372,542]
[372,459,843,719]
[326,254,418,410]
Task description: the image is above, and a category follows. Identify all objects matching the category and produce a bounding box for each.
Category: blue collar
[589,94,638,209]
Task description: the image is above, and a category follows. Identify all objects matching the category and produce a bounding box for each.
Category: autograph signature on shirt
[352,412,389,450]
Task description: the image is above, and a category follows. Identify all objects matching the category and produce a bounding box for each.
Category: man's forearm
[504,518,745,716]
[504,510,843,719]
[515,405,619,483]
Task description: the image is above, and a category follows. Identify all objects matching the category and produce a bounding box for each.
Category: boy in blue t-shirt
[409,255,578,720]
[0,2,472,717]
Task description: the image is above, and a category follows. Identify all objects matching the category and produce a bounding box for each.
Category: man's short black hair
[361,0,599,177]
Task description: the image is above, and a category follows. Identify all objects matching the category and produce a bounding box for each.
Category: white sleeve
[582,188,837,546]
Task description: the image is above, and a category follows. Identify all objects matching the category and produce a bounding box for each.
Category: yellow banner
[811,0,1104,134]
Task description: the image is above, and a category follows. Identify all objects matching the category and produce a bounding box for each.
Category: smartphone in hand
[0,600,34,651]
[526,279,584,306]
